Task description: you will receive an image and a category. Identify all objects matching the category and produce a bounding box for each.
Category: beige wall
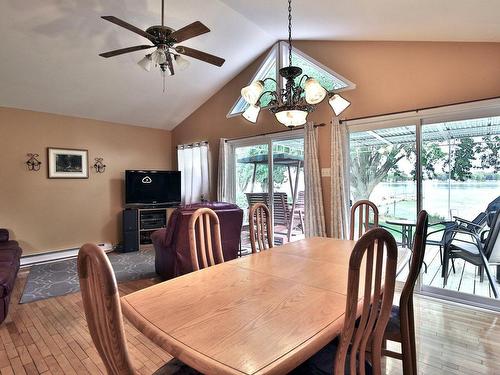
[0,108,172,255]
[172,41,500,233]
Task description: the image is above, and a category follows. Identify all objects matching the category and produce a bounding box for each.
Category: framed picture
[47,148,89,179]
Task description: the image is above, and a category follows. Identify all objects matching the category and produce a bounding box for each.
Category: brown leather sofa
[152,202,243,280]
[0,229,22,323]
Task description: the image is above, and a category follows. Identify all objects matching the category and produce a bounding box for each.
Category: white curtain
[177,142,210,205]
[217,138,228,202]
[304,122,327,237]
[330,117,350,239]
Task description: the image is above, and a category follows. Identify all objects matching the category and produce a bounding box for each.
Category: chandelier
[240,0,351,127]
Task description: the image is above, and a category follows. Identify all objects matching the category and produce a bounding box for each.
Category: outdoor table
[385,218,417,248]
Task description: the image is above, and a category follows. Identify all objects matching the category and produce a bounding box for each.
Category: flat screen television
[125,170,181,206]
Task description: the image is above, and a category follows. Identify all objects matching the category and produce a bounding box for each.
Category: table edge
[121,297,245,375]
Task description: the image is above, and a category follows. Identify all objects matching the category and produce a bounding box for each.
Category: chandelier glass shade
[274,108,309,127]
[329,94,351,116]
[242,104,261,123]
[239,0,351,127]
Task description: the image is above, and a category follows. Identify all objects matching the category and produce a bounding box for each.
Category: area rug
[20,250,157,304]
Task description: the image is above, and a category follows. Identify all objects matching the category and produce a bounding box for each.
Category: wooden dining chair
[188,207,224,271]
[77,243,197,375]
[383,210,428,375]
[292,228,398,375]
[249,203,273,253]
[350,200,379,240]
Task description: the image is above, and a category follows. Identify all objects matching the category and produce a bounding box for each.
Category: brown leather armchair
[0,229,22,324]
[152,202,243,280]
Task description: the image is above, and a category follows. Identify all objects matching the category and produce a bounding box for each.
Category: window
[227,42,355,117]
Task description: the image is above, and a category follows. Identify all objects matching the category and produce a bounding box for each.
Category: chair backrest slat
[77,244,135,375]
[350,200,379,240]
[249,203,273,253]
[335,228,398,375]
[273,193,289,225]
[188,208,224,271]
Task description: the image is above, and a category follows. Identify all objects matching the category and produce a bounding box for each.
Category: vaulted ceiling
[1,0,499,130]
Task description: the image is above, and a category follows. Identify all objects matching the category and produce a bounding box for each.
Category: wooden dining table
[121,237,410,375]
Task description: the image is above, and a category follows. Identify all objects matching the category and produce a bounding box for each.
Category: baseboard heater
[20,243,113,267]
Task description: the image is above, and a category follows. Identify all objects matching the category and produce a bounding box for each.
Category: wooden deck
[397,244,499,299]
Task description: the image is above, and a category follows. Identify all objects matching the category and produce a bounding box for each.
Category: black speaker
[122,209,139,252]
[123,209,138,231]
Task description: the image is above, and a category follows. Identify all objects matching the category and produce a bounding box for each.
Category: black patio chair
[426,211,487,276]
[442,210,500,299]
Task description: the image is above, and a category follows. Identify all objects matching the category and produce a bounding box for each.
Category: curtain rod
[176,140,208,149]
[225,123,325,143]
[339,96,500,124]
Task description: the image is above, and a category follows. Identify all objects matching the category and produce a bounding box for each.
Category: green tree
[449,137,475,181]
[350,136,496,200]
[237,146,288,192]
[350,145,407,201]
[476,135,500,173]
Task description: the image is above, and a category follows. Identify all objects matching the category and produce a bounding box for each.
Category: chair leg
[439,245,443,265]
[408,300,418,375]
[399,305,414,375]
[443,252,450,287]
[478,265,484,283]
[482,262,499,299]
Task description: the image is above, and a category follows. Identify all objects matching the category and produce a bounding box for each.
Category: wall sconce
[92,158,106,173]
[26,153,42,171]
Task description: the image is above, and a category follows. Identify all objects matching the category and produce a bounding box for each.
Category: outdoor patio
[397,244,499,299]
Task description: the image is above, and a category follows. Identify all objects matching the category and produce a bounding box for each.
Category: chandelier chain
[288,0,292,67]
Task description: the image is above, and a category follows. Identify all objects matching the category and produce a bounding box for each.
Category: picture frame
[47,148,89,179]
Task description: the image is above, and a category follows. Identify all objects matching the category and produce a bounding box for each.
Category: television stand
[122,207,177,252]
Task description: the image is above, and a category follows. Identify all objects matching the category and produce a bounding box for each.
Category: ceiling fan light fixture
[304,77,327,104]
[274,108,308,127]
[242,104,260,123]
[328,93,351,116]
[174,54,190,71]
[137,54,153,72]
[241,81,265,105]
[151,49,167,67]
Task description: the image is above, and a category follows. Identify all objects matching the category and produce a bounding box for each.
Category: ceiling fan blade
[175,46,225,67]
[99,45,155,58]
[101,16,156,43]
[170,21,210,43]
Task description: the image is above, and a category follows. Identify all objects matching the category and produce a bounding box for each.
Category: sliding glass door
[348,104,500,310]
[349,124,418,282]
[421,116,500,305]
[233,142,269,254]
[228,132,305,254]
[272,138,305,245]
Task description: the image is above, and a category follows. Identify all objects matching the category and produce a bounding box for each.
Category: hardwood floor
[2,267,499,374]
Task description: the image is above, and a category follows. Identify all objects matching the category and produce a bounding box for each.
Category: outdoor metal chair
[443,210,500,298]
[426,211,487,276]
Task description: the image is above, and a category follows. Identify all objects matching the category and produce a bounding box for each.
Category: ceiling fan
[99,0,225,77]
